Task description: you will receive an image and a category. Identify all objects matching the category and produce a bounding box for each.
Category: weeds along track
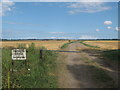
[2,43,58,88]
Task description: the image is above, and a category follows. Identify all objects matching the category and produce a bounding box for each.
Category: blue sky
[1,2,119,39]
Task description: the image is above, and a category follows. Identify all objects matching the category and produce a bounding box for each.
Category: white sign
[12,49,26,60]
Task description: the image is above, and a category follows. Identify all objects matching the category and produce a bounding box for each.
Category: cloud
[23,37,38,39]
[79,35,97,39]
[0,0,15,16]
[107,26,112,29]
[49,32,65,34]
[50,36,73,39]
[24,0,119,2]
[96,29,100,31]
[67,2,111,14]
[106,26,120,31]
[104,21,112,25]
[3,21,45,26]
[50,36,56,39]
[58,37,73,39]
[115,27,120,31]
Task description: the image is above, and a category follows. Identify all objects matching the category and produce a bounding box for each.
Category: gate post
[40,49,43,59]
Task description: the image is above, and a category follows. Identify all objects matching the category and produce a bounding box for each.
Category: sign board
[12,49,26,60]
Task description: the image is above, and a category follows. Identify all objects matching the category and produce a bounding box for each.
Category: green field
[2,43,58,88]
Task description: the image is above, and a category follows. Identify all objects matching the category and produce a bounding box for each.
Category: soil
[57,42,118,88]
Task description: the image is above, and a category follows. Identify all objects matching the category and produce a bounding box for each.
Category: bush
[17,44,26,49]
[28,43,35,52]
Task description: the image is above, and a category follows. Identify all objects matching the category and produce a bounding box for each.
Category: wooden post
[8,64,10,88]
[11,60,14,72]
[40,49,43,59]
[25,60,27,69]
[7,71,10,88]
[69,40,71,43]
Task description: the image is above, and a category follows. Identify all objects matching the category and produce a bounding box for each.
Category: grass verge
[60,41,77,49]
[101,49,120,63]
[80,41,100,48]
[82,56,115,88]
[2,43,58,88]
[89,65,115,88]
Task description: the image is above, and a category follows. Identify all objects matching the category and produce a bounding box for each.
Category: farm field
[84,40,119,50]
[1,40,69,50]
[1,40,119,50]
[1,40,119,88]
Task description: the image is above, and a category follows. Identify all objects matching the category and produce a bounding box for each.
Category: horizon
[1,38,119,40]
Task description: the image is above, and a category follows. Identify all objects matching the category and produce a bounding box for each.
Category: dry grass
[1,40,69,50]
[1,40,119,50]
[84,40,119,50]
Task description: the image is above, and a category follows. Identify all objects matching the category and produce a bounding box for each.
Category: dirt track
[58,42,118,88]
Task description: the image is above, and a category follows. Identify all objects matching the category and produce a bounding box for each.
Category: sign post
[12,49,26,60]
[40,49,43,59]
[11,49,27,72]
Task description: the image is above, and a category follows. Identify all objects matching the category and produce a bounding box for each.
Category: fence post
[68,40,71,43]
[40,49,43,59]
[11,60,14,72]
[8,64,10,88]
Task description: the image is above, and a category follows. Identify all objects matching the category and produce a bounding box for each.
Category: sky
[1,1,119,39]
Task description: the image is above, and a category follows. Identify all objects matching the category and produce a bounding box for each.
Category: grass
[89,65,115,88]
[60,41,77,49]
[101,49,120,63]
[82,56,115,87]
[2,43,58,88]
[80,41,100,48]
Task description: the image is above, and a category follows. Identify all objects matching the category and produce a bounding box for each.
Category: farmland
[1,40,119,50]
[84,40,119,50]
[1,40,119,88]
[1,40,69,50]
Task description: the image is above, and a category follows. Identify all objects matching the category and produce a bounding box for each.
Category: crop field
[1,40,119,50]
[1,40,69,50]
[84,40,119,50]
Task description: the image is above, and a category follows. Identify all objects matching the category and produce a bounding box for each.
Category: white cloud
[115,27,120,31]
[3,21,44,26]
[50,36,73,39]
[107,26,112,29]
[79,35,97,39]
[104,21,112,25]
[0,0,15,16]
[67,2,111,14]
[4,0,119,2]
[106,26,120,31]
[24,37,37,39]
[96,29,100,31]
[49,32,65,34]
[50,37,56,39]
[58,37,73,39]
